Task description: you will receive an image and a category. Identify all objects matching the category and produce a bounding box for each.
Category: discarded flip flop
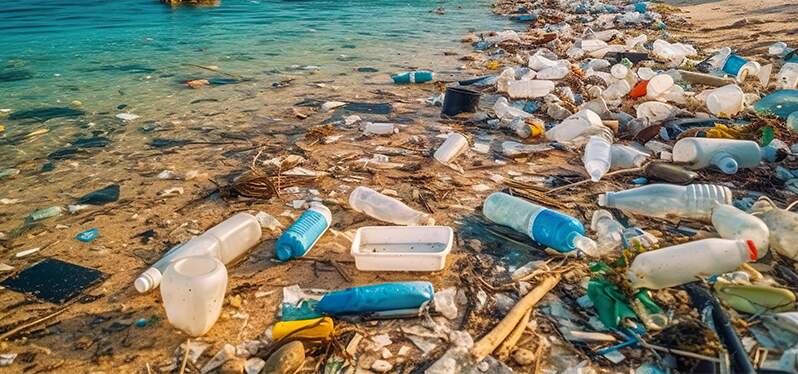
[714,280,796,314]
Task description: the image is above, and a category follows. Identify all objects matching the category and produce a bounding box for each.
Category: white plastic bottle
[646,74,675,99]
[493,97,533,120]
[711,204,770,253]
[349,186,434,226]
[583,127,613,181]
[704,84,745,117]
[610,144,649,170]
[434,133,468,164]
[672,138,762,174]
[363,122,397,135]
[507,80,555,99]
[627,238,758,289]
[160,256,228,336]
[598,184,733,221]
[545,109,603,143]
[135,213,261,293]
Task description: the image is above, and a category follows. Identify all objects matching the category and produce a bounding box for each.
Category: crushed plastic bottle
[349,186,434,226]
[493,97,533,120]
[545,109,604,143]
[483,192,596,253]
[316,281,434,316]
[672,138,762,174]
[610,144,649,169]
[27,206,63,222]
[751,197,798,260]
[598,184,733,221]
[627,238,758,289]
[506,117,544,139]
[275,203,331,261]
[582,127,614,181]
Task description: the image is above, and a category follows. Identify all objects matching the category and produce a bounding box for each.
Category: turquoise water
[0,0,511,116]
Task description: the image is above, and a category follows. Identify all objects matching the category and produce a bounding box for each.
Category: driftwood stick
[178,338,190,374]
[495,308,532,360]
[0,308,67,341]
[471,275,560,361]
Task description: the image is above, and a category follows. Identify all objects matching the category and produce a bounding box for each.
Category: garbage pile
[3,0,798,373]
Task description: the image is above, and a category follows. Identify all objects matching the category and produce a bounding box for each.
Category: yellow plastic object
[485,60,502,70]
[527,119,545,138]
[714,281,796,314]
[272,317,334,341]
[0,124,5,133]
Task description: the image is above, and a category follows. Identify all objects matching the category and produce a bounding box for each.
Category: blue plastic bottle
[317,281,434,316]
[391,71,433,84]
[483,192,596,254]
[275,203,331,261]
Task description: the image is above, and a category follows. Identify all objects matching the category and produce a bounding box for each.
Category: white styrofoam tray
[351,226,454,271]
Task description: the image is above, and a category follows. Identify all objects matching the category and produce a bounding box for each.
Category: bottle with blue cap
[275,202,332,261]
[482,192,597,254]
[391,70,433,84]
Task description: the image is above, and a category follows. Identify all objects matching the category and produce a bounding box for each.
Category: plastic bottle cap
[134,267,163,293]
[746,240,758,261]
[716,156,739,174]
[597,193,609,207]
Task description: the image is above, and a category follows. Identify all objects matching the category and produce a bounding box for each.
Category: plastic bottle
[598,184,733,221]
[348,186,434,226]
[506,117,544,139]
[160,256,228,336]
[778,63,798,89]
[483,192,596,253]
[493,97,533,120]
[591,210,624,255]
[316,281,434,316]
[610,144,648,170]
[434,133,468,164]
[672,138,762,174]
[711,204,770,253]
[627,238,758,289]
[392,70,433,84]
[545,109,603,143]
[583,127,613,181]
[363,122,397,135]
[643,162,698,184]
[705,84,745,117]
[496,68,515,93]
[275,203,331,261]
[646,74,675,99]
[272,317,334,341]
[135,213,261,293]
[507,80,555,99]
[27,206,63,222]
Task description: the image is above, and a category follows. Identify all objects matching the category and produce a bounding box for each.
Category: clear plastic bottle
[778,63,798,89]
[507,80,555,99]
[349,186,434,226]
[160,256,227,336]
[493,97,533,120]
[583,127,613,181]
[483,192,596,253]
[598,184,733,221]
[610,144,649,170]
[672,138,762,174]
[545,109,603,143]
[627,238,758,289]
[711,204,770,254]
[590,210,624,255]
[506,117,544,139]
[434,133,468,164]
[275,203,331,261]
[135,213,261,293]
[645,74,674,99]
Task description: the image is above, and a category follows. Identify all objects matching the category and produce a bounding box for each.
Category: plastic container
[627,238,758,289]
[316,281,434,316]
[545,109,603,143]
[507,117,544,138]
[272,317,334,341]
[275,203,331,261]
[507,80,555,99]
[135,213,261,293]
[712,204,770,253]
[160,256,228,336]
[433,133,468,164]
[754,89,798,119]
[610,64,629,79]
[598,184,733,221]
[349,186,434,226]
[493,97,533,120]
[643,162,698,184]
[591,210,624,255]
[778,63,798,89]
[483,192,596,253]
[350,226,453,271]
[583,128,613,181]
[441,87,481,116]
[672,138,762,174]
[646,74,674,99]
[392,70,433,84]
[610,144,648,170]
[363,122,397,135]
[705,84,745,117]
[602,79,631,100]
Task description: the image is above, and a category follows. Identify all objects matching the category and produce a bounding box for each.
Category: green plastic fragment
[587,278,638,330]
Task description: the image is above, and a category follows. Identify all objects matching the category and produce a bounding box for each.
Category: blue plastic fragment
[76,228,100,242]
[632,177,648,185]
[317,281,434,316]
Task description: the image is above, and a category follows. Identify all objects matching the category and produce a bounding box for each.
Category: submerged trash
[78,184,120,205]
[7,107,85,121]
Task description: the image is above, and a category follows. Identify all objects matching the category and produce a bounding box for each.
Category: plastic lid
[134,267,163,293]
[715,155,739,174]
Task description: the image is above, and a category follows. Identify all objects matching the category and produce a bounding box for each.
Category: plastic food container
[351,226,454,271]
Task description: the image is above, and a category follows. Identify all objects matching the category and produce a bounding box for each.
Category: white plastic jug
[672,138,762,174]
[545,109,603,143]
[507,80,555,99]
[704,84,745,117]
[646,74,675,99]
[582,128,613,182]
[135,213,261,293]
[161,256,228,336]
[598,184,733,221]
[711,204,770,254]
[434,133,468,164]
[610,144,649,170]
[627,238,758,289]
[349,186,434,226]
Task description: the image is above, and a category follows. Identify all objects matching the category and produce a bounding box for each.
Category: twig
[179,338,190,374]
[544,164,648,195]
[146,363,152,374]
[495,308,532,360]
[533,334,546,374]
[0,308,67,341]
[329,259,353,283]
[471,275,560,361]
